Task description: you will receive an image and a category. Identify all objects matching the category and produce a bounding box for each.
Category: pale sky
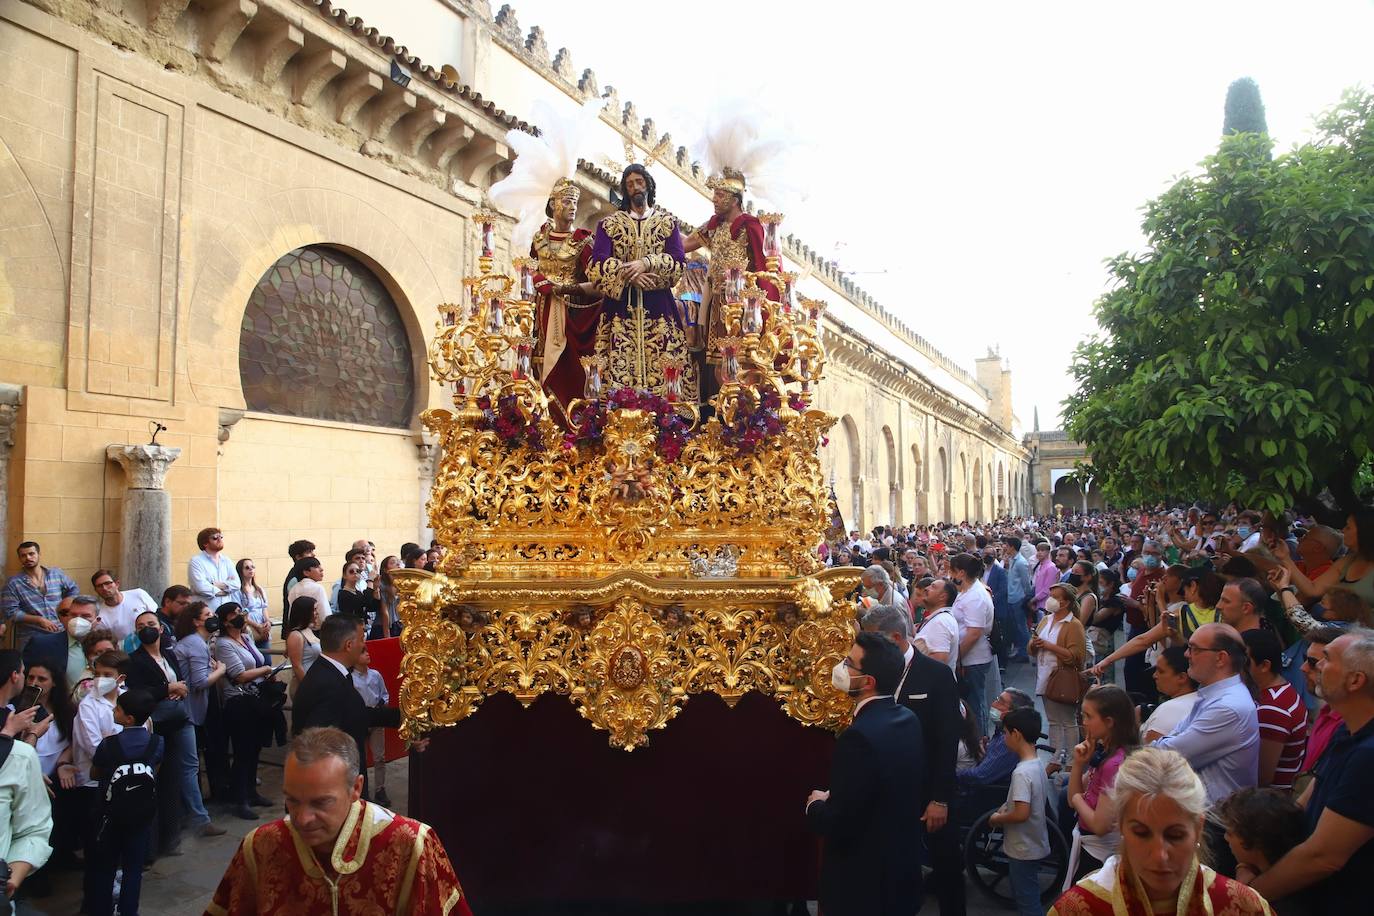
[511,0,1374,428]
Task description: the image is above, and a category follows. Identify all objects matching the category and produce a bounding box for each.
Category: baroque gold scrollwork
[394,568,862,750]
[574,599,681,751]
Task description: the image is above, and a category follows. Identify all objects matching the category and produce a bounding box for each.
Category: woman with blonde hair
[1051,747,1272,915]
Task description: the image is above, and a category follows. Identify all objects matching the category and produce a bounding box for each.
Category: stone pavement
[19,660,1043,915]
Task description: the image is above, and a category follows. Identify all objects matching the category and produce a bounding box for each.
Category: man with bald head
[1155,621,1259,875]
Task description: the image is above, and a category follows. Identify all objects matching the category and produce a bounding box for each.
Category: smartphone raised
[13,684,44,712]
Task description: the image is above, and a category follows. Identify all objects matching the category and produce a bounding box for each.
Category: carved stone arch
[955,451,969,523]
[239,246,414,427]
[183,187,451,419]
[909,441,923,524]
[997,460,1007,517]
[936,446,950,523]
[838,414,863,532]
[972,455,984,522]
[881,425,897,526]
[986,460,994,522]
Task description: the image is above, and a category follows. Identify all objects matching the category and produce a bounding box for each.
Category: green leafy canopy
[1063,88,1374,513]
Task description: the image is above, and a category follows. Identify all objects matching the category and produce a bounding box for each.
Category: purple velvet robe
[587,208,695,395]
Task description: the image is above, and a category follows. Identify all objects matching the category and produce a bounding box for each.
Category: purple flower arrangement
[475,393,545,451]
[563,387,695,461]
[719,390,804,455]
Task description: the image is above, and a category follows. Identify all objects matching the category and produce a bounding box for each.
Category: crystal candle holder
[721,342,741,383]
[513,337,534,381]
[582,355,603,399]
[726,267,744,304]
[742,298,763,335]
[662,361,683,402]
[481,220,494,259]
[486,297,505,335]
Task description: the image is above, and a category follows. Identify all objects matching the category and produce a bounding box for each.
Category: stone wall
[0,0,1037,601]
[0,0,458,589]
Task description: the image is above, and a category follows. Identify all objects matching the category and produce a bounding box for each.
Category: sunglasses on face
[1303,655,1322,668]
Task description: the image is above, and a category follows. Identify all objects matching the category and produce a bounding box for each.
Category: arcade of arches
[0,0,1037,596]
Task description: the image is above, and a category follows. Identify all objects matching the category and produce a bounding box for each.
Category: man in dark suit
[862,605,964,916]
[806,631,924,916]
[291,615,399,796]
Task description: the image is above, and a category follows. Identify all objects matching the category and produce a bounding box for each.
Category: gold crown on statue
[549,177,580,201]
[707,167,747,195]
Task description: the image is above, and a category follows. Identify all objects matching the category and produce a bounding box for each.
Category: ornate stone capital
[106,444,182,490]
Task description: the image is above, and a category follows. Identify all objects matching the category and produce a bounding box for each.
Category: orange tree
[1065,90,1374,513]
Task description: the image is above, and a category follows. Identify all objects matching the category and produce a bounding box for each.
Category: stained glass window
[239,246,415,428]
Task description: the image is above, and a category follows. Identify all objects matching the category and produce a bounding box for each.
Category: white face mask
[94,676,119,698]
[831,660,869,696]
[67,617,92,639]
[1045,596,1061,615]
[831,659,852,693]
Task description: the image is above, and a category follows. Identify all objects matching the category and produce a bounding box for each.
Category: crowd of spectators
[0,531,444,913]
[0,501,1371,912]
[819,504,1374,911]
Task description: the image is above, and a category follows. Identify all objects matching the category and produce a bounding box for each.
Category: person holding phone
[21,662,80,879]
[1091,568,1223,680]
[214,602,278,820]
[173,602,231,819]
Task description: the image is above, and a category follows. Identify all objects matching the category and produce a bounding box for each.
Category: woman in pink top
[1065,684,1140,887]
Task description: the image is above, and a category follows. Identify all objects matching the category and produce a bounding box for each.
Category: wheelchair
[954,766,1070,906]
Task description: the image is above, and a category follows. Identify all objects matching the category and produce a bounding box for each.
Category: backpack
[99,732,161,832]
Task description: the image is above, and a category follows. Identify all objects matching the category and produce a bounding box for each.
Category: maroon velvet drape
[409,690,834,905]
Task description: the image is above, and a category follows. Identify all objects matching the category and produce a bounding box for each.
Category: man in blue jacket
[806,631,925,916]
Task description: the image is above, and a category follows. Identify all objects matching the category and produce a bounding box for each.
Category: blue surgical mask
[1143,555,1161,570]
[1237,526,1251,539]
[1127,566,1139,581]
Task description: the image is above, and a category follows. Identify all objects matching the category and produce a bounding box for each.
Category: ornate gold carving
[414,211,851,749]
[395,569,861,750]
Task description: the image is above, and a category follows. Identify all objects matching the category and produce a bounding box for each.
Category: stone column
[0,385,22,567]
[106,444,181,599]
[417,437,437,546]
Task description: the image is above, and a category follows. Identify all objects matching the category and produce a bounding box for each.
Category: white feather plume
[488,98,602,254]
[696,99,800,208]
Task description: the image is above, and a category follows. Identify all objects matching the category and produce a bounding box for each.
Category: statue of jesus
[586,165,696,398]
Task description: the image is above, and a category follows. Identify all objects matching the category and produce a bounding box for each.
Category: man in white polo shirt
[90,569,158,643]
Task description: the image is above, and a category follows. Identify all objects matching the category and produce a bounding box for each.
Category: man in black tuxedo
[805,631,924,916]
[291,614,399,796]
[862,605,965,916]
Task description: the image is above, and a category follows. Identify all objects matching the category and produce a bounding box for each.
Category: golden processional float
[392,209,862,752]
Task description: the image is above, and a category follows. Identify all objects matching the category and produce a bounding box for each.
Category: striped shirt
[1256,680,1308,789]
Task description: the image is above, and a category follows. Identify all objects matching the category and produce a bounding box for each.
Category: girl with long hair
[373,555,402,639]
[284,595,323,699]
[229,558,273,662]
[1065,684,1140,884]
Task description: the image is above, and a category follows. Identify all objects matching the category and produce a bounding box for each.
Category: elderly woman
[1050,747,1272,915]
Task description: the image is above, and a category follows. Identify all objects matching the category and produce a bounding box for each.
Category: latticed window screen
[239,246,415,428]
